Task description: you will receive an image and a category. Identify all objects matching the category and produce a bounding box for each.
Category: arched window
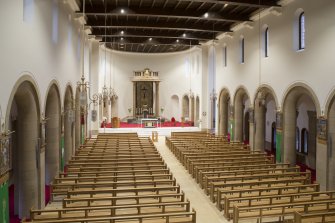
[301,128,308,154]
[223,46,227,67]
[296,127,300,151]
[299,12,305,50]
[264,27,269,57]
[240,37,245,64]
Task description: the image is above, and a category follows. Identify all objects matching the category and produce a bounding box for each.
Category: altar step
[98,127,201,137]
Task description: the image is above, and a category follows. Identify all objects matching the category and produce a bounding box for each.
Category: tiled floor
[153,136,229,223]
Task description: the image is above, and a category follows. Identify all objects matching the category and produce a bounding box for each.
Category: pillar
[255,103,266,151]
[234,101,243,142]
[316,117,328,190]
[307,111,317,169]
[155,82,160,117]
[283,97,297,165]
[276,111,283,163]
[249,108,255,150]
[133,82,136,116]
[89,40,100,135]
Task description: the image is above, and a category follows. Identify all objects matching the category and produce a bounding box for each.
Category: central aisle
[153,136,229,223]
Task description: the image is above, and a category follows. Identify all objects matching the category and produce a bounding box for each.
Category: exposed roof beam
[87,20,231,33]
[174,0,280,8]
[93,34,212,41]
[83,12,247,23]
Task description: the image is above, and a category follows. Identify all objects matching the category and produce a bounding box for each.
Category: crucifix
[141,86,148,99]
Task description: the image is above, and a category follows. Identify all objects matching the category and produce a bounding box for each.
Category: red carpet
[9,185,21,223]
[45,185,51,205]
[102,121,194,128]
[297,163,316,183]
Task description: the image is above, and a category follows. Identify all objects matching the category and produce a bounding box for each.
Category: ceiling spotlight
[176,39,179,43]
[121,37,124,40]
[149,38,152,41]
[183,33,186,37]
[121,30,124,35]
[204,13,209,18]
[224,3,228,8]
[154,44,158,46]
[120,9,125,14]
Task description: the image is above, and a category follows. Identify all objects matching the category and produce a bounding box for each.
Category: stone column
[307,111,317,169]
[315,117,328,190]
[39,119,46,209]
[283,98,297,165]
[255,103,266,152]
[89,40,100,135]
[133,82,136,116]
[155,82,160,117]
[234,101,243,142]
[249,108,255,151]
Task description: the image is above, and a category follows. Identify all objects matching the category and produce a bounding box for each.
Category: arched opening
[111,96,118,119]
[171,95,180,122]
[190,96,195,124]
[195,96,200,126]
[182,95,190,121]
[283,86,317,181]
[233,88,250,142]
[244,111,250,144]
[254,88,277,152]
[44,84,61,205]
[218,89,230,136]
[271,122,276,154]
[75,87,81,150]
[63,86,74,167]
[7,79,40,219]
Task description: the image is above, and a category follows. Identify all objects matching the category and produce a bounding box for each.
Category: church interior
[1,0,335,222]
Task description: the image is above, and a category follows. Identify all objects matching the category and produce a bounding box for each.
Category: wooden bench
[232,199,335,223]
[224,190,335,220]
[30,201,191,221]
[205,171,311,194]
[294,210,335,223]
[210,176,310,202]
[216,183,320,210]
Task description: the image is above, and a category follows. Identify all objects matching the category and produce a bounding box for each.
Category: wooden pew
[224,190,335,220]
[294,210,335,223]
[232,199,335,223]
[216,183,320,211]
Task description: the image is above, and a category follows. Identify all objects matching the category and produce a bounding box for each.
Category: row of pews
[166,131,335,223]
[23,133,196,223]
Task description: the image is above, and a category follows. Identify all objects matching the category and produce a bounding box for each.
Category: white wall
[97,47,203,121]
[215,0,335,114]
[0,0,84,123]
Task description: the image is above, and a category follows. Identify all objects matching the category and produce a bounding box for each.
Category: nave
[19,131,335,223]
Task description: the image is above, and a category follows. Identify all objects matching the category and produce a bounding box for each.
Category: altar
[141,118,160,128]
[132,68,160,118]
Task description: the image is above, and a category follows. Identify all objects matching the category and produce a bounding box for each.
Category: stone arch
[5,74,41,218]
[282,83,320,171]
[63,84,74,166]
[44,81,61,204]
[218,87,231,136]
[233,86,250,142]
[253,85,279,152]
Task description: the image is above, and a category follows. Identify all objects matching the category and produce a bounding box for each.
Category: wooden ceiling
[78,0,280,53]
